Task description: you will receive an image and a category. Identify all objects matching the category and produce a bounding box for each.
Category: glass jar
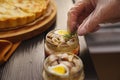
[42,53,84,80]
[45,29,80,56]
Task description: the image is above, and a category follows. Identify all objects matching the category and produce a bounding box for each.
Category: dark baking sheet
[85,23,120,53]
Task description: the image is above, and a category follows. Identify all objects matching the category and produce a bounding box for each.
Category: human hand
[67,0,120,35]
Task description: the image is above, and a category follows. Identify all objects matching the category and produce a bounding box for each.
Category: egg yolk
[55,30,69,35]
[52,66,66,75]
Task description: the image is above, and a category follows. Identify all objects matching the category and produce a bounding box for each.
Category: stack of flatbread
[0,0,52,30]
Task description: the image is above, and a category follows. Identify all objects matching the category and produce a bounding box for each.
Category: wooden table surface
[0,0,98,80]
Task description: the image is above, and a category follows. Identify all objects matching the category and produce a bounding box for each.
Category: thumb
[77,7,103,35]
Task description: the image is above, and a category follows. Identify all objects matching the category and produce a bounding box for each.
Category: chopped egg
[54,30,69,36]
[48,64,69,76]
[52,65,66,74]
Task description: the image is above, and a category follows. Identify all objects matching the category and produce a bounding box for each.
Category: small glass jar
[45,29,80,56]
[42,53,84,80]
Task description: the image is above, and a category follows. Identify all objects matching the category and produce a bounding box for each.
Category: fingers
[68,0,120,36]
[77,6,103,35]
[77,0,120,35]
[67,1,85,33]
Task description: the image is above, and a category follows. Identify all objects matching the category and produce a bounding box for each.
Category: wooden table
[0,0,98,80]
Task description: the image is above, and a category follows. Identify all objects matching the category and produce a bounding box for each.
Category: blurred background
[85,23,120,80]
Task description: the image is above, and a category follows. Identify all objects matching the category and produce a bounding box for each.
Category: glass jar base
[42,70,85,80]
